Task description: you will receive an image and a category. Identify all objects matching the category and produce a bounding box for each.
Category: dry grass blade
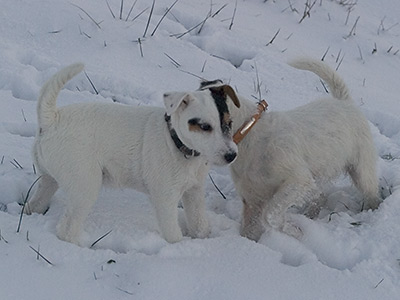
[177,68,205,80]
[208,174,226,199]
[266,28,280,46]
[372,42,377,54]
[0,230,9,244]
[335,54,345,71]
[285,0,299,13]
[143,0,155,37]
[125,0,138,21]
[321,46,330,61]
[345,15,360,38]
[201,60,207,73]
[17,176,42,233]
[29,245,53,266]
[336,49,342,63]
[212,3,228,18]
[119,0,124,20]
[84,71,99,95]
[357,44,364,62]
[151,0,178,36]
[173,14,210,39]
[197,8,212,35]
[254,61,262,101]
[90,230,113,248]
[137,38,144,57]
[70,3,102,29]
[21,109,27,122]
[374,278,384,289]
[105,0,116,19]
[164,52,181,67]
[229,0,237,30]
[319,79,329,93]
[299,0,317,24]
[10,158,23,169]
[116,287,134,295]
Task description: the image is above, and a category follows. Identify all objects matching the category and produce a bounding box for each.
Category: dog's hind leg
[24,174,59,215]
[182,184,210,239]
[56,168,102,245]
[348,154,380,210]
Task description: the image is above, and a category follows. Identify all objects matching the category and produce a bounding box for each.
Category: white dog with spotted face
[201,58,380,241]
[25,63,240,245]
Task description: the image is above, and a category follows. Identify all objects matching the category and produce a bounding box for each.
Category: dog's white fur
[225,58,380,241]
[25,63,239,245]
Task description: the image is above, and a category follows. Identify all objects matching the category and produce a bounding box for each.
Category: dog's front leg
[265,178,318,238]
[182,185,210,239]
[152,192,183,243]
[240,198,266,242]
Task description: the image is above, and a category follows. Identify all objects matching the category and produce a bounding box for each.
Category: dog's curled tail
[37,63,84,129]
[289,58,350,101]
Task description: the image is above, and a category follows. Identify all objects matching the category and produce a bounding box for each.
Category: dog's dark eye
[188,118,200,126]
[188,118,213,132]
[200,123,212,132]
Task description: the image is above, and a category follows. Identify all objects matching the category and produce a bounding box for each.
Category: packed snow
[1,0,400,299]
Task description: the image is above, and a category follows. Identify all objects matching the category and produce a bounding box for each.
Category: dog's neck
[229,96,263,133]
[164,114,201,158]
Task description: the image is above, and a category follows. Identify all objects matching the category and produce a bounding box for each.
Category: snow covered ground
[1,0,400,299]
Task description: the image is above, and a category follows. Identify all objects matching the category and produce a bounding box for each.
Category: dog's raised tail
[37,63,84,129]
[289,58,350,101]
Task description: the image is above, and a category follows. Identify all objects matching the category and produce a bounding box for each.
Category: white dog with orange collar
[201,58,380,241]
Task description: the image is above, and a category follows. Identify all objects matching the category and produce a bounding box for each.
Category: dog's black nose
[224,152,237,163]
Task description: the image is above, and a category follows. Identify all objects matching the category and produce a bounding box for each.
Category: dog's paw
[56,215,83,245]
[240,223,265,242]
[362,197,381,211]
[187,219,210,239]
[22,202,49,215]
[282,222,303,240]
[162,229,183,244]
[23,203,33,215]
[191,226,210,240]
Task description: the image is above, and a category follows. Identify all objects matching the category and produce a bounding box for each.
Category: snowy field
[1,0,400,299]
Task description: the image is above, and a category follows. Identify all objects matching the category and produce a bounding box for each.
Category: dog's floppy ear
[163,92,192,115]
[210,85,241,108]
[222,85,240,108]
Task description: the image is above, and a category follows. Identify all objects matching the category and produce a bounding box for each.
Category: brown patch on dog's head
[223,112,231,125]
[188,123,202,132]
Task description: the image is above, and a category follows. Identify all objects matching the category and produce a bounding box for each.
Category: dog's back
[289,58,350,101]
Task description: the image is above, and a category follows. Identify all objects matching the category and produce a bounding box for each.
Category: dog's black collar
[165,114,200,158]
